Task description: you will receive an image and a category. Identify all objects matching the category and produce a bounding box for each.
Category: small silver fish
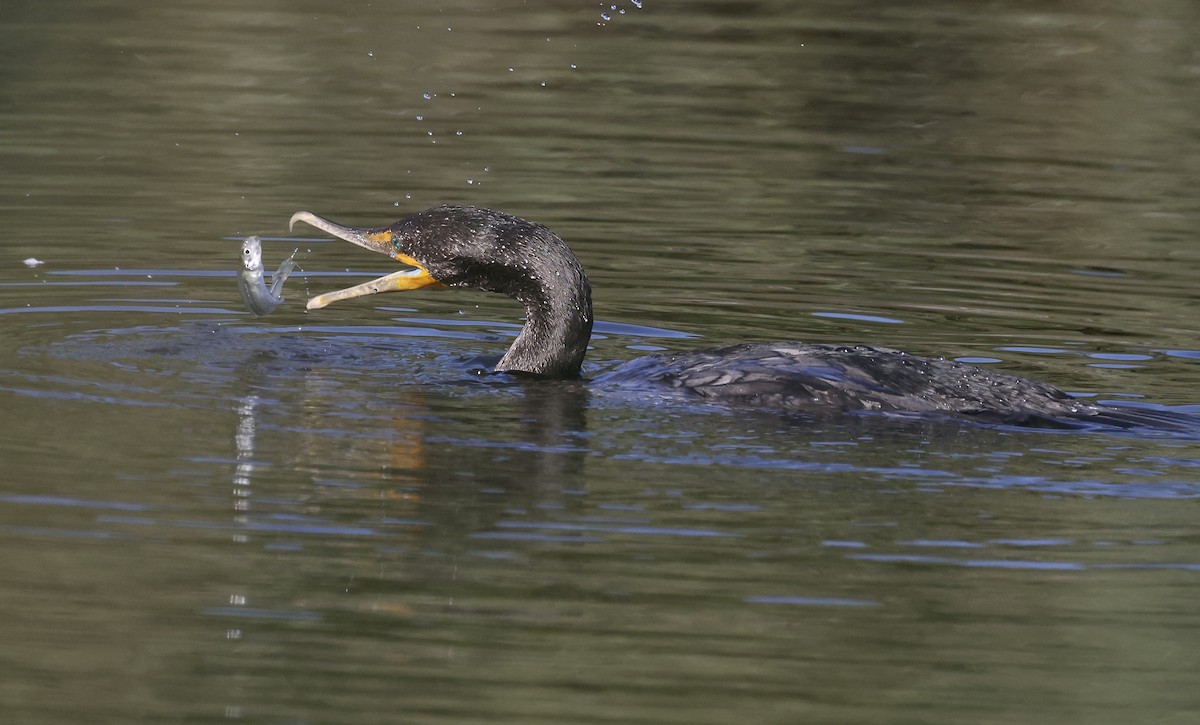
[237,235,297,316]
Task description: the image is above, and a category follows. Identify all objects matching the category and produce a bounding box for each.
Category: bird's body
[596,342,1101,425]
[292,205,1187,429]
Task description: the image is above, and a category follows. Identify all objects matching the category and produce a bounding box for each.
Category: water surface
[3,1,1200,722]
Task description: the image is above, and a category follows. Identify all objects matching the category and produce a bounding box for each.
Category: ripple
[745,596,880,607]
[0,494,150,511]
[202,607,323,622]
[470,532,605,543]
[0,304,238,316]
[849,553,1087,570]
[0,281,177,288]
[811,311,905,325]
[494,520,738,538]
[593,320,696,338]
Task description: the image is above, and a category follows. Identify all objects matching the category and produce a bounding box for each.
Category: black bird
[291,205,1184,428]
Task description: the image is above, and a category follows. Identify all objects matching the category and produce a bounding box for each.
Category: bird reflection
[228,351,592,546]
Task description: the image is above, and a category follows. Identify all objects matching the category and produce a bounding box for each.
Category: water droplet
[507,67,514,72]
[467,179,474,185]
[405,192,412,199]
[600,12,610,20]
[483,166,491,172]
[422,92,432,100]
[367,51,374,57]
[415,115,424,121]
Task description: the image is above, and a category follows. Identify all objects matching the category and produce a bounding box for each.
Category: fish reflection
[233,394,259,518]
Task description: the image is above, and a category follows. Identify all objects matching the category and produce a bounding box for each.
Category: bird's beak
[290,211,443,311]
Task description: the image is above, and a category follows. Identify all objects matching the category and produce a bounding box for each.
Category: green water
[3,1,1200,722]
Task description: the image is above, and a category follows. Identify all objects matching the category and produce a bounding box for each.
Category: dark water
[4,1,1200,722]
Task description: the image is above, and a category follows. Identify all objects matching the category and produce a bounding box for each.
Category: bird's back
[599,343,1088,420]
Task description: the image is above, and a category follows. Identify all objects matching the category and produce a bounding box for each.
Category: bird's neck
[495,275,593,378]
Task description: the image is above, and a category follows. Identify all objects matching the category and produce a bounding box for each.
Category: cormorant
[290,205,1185,429]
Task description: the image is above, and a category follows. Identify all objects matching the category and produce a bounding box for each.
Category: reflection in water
[228,393,258,647]
[288,373,593,538]
[2,314,1199,723]
[4,0,1200,720]
[233,394,257,519]
[225,345,595,557]
[487,379,590,491]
